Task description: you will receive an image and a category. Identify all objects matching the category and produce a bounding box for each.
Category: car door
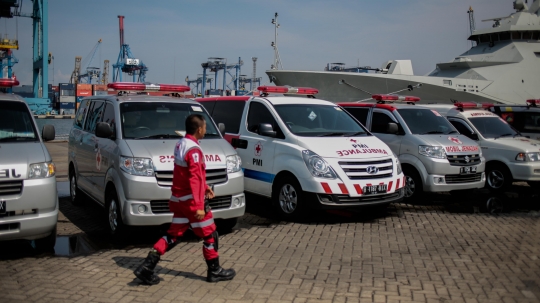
[94,101,118,201]
[369,109,403,155]
[80,100,104,198]
[69,99,89,183]
[237,101,281,196]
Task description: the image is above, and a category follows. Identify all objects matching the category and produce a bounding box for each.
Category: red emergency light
[257,86,319,95]
[371,94,420,103]
[0,78,20,87]
[526,99,539,107]
[454,102,494,109]
[107,82,190,92]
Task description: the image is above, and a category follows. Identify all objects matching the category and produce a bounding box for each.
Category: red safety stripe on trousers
[321,182,332,194]
[338,183,349,194]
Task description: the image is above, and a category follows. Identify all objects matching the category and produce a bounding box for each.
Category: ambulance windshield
[468,116,520,139]
[0,101,38,142]
[120,102,220,139]
[397,108,457,135]
[274,104,368,137]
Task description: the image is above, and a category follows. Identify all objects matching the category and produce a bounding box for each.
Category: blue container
[59,83,74,89]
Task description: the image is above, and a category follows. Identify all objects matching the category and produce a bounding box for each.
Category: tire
[527,181,540,188]
[272,175,306,220]
[34,225,57,253]
[485,163,512,192]
[217,218,238,232]
[403,167,424,201]
[106,188,125,236]
[69,167,84,205]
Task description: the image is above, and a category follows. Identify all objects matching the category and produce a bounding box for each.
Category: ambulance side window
[449,118,476,139]
[212,101,245,134]
[371,111,396,134]
[84,100,104,134]
[101,103,116,136]
[344,107,369,125]
[201,101,216,114]
[247,102,283,138]
[74,100,89,129]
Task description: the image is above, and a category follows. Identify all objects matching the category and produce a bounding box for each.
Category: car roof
[196,95,337,106]
[0,93,28,103]
[196,96,251,102]
[338,102,441,111]
[88,94,200,105]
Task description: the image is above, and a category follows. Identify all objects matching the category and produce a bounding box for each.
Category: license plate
[363,184,387,195]
[460,166,477,174]
[0,200,5,214]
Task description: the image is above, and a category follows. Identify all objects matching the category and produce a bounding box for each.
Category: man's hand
[205,186,215,199]
[195,209,206,220]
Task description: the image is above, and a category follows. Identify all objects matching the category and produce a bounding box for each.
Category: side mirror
[258,123,276,138]
[218,123,226,136]
[95,122,113,139]
[42,125,55,142]
[387,122,399,134]
[469,133,479,141]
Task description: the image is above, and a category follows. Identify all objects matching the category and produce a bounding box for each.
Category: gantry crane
[113,16,148,82]
[70,56,81,85]
[101,59,109,85]
[77,39,102,84]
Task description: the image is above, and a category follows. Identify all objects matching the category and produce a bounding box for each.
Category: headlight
[419,146,446,159]
[120,157,154,176]
[28,162,55,179]
[396,158,402,175]
[516,152,540,162]
[301,150,337,179]
[226,155,242,173]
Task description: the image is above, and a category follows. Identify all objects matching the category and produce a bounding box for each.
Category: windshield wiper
[345,132,368,136]
[317,132,348,137]
[494,133,513,140]
[0,136,36,142]
[134,134,181,140]
[421,131,444,134]
[447,130,459,134]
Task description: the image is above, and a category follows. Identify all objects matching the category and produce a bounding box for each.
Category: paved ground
[1,142,539,303]
[45,142,68,182]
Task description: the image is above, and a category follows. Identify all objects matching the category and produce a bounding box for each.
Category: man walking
[134,114,236,285]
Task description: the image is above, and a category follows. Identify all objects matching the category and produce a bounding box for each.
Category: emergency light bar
[454,102,494,109]
[526,99,539,107]
[107,82,190,92]
[371,94,420,103]
[0,78,20,87]
[257,86,319,95]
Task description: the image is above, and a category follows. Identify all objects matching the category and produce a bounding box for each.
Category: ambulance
[68,83,245,234]
[197,86,405,219]
[423,102,540,191]
[487,99,540,141]
[339,95,485,200]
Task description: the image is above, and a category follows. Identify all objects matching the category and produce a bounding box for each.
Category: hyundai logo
[366,166,379,174]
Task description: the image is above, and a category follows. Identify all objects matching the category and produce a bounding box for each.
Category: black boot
[206,257,236,282]
[134,251,161,285]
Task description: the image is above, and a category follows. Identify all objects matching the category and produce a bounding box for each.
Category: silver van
[68,94,245,235]
[0,94,58,251]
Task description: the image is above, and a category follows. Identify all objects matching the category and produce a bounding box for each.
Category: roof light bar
[454,102,493,109]
[371,94,420,103]
[526,99,539,107]
[257,86,319,95]
[0,78,20,87]
[107,82,190,92]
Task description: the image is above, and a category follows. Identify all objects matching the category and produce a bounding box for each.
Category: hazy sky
[2,0,512,87]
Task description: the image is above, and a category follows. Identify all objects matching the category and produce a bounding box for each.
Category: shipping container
[76,89,92,97]
[76,84,92,90]
[93,84,107,91]
[60,102,75,115]
[59,83,74,89]
[59,96,76,103]
[93,91,108,96]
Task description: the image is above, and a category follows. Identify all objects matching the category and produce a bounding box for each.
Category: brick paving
[1,188,540,303]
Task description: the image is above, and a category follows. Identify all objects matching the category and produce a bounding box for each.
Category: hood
[125,138,234,171]
[296,136,392,159]
[421,135,481,154]
[0,142,47,180]
[486,137,540,152]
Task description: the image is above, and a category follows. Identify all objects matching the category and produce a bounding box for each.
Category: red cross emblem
[254,142,262,157]
[96,149,102,170]
[448,137,462,145]
[350,139,357,143]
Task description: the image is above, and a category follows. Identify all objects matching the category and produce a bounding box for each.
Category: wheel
[403,167,424,201]
[527,181,540,188]
[272,175,306,220]
[485,163,512,192]
[217,218,238,232]
[106,189,125,236]
[34,225,57,253]
[69,167,84,205]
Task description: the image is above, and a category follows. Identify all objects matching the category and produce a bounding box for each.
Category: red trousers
[153,199,218,260]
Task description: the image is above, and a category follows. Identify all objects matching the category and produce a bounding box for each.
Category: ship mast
[271,12,283,70]
[467,6,476,47]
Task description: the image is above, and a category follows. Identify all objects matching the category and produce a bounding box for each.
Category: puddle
[57,181,70,198]
[53,234,97,257]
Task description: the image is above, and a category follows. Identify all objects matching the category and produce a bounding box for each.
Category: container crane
[69,56,81,85]
[101,59,109,85]
[113,16,148,82]
[78,39,102,84]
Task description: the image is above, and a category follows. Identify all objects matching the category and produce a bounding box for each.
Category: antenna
[271,12,283,70]
[467,6,476,47]
[252,57,257,85]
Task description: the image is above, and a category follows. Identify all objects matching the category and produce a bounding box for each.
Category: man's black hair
[185,114,205,135]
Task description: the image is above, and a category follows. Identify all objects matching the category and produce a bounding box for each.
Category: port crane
[113,16,147,82]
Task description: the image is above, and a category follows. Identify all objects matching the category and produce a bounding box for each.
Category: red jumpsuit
[153,134,219,261]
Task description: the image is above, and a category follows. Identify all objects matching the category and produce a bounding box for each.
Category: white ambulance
[197,86,405,219]
[424,102,540,191]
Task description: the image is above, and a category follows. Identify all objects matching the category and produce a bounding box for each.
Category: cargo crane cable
[338,79,373,95]
[353,83,423,103]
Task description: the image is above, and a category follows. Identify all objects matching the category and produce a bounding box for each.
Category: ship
[265,0,540,105]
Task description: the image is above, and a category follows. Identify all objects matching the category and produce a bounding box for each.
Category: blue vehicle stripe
[243,168,275,183]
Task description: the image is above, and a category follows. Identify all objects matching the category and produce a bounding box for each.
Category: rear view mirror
[387,122,399,134]
[96,122,113,139]
[218,123,226,136]
[258,123,276,138]
[42,125,55,142]
[469,133,479,141]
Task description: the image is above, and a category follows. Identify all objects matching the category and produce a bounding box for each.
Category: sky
[1,0,512,88]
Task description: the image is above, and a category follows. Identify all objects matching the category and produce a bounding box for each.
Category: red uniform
[153,134,218,261]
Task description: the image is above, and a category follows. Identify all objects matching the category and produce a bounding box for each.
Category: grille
[318,190,402,205]
[155,168,228,187]
[0,181,23,197]
[0,223,20,232]
[150,196,232,214]
[446,154,481,166]
[338,159,393,180]
[445,173,482,184]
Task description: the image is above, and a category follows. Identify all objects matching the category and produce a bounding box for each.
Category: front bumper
[0,177,58,241]
[423,172,486,192]
[508,162,540,181]
[312,188,405,209]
